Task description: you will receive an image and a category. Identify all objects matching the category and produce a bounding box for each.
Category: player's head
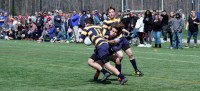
[84,18,94,27]
[107,7,116,19]
[110,22,124,38]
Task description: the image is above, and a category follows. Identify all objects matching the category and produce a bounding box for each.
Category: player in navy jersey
[94,7,143,81]
[79,18,128,85]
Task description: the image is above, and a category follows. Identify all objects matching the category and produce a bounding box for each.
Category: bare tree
[0,0,198,17]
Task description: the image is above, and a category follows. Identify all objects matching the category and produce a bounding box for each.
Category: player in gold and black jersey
[93,7,143,81]
[79,18,128,85]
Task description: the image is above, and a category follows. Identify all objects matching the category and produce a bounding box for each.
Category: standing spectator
[94,10,101,19]
[17,13,23,23]
[3,12,9,25]
[143,10,153,47]
[31,12,37,23]
[179,9,186,20]
[36,12,44,39]
[44,12,51,24]
[171,13,184,49]
[64,14,72,43]
[121,12,130,31]
[49,11,55,25]
[128,12,138,38]
[54,11,62,31]
[135,13,145,47]
[185,11,199,48]
[60,12,66,38]
[152,10,157,20]
[161,10,169,42]
[101,12,107,22]
[78,10,88,29]
[0,12,5,27]
[168,11,175,49]
[86,9,91,18]
[91,10,100,25]
[25,13,29,24]
[71,10,80,42]
[153,14,162,48]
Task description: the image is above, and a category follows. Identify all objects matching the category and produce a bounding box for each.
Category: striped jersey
[80,25,109,46]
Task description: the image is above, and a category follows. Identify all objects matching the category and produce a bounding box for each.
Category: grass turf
[0,40,200,91]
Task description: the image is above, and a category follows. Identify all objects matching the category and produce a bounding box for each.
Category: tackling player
[79,18,128,85]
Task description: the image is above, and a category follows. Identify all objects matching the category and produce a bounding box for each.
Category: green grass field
[0,40,200,91]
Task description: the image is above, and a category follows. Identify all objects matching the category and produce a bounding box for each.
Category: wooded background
[0,0,199,17]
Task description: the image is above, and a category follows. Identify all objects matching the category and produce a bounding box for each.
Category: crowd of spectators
[0,8,199,49]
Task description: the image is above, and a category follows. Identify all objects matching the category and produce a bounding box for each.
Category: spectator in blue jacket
[71,10,80,42]
[0,12,5,27]
[47,24,55,40]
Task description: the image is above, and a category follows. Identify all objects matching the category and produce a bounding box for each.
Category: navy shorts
[90,43,110,64]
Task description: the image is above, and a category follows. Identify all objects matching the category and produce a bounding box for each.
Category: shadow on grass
[85,79,112,84]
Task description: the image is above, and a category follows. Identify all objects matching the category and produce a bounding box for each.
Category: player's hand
[79,38,83,42]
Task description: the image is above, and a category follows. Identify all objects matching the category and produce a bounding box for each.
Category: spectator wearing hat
[171,13,184,49]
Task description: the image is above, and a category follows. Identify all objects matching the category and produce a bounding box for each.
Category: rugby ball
[84,37,92,46]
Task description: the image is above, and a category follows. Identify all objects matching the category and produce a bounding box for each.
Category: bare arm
[107,38,120,46]
[185,21,188,30]
[122,28,130,35]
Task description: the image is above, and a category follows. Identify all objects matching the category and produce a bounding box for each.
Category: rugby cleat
[134,70,144,77]
[119,78,128,85]
[100,73,111,82]
[93,71,100,81]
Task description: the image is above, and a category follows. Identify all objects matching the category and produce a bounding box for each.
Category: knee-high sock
[130,59,138,71]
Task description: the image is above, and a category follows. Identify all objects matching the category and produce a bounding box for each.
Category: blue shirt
[71,14,79,27]
[0,15,5,26]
